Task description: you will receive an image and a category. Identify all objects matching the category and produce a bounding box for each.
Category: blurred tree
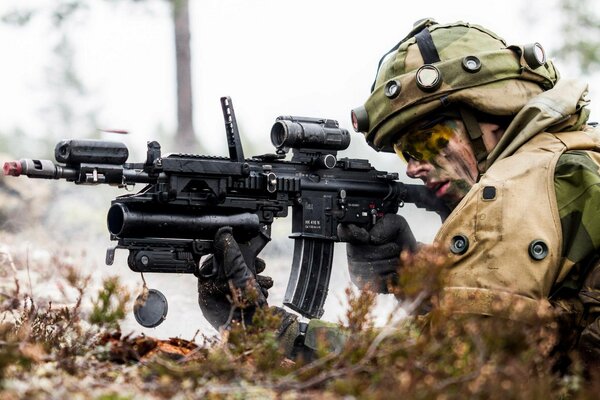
[2,1,97,155]
[172,0,197,151]
[2,0,200,151]
[555,0,600,73]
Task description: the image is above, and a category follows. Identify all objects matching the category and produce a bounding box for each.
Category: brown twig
[0,248,21,298]
[26,247,33,297]
[275,350,339,390]
[276,362,373,391]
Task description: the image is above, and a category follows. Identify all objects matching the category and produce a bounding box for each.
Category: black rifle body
[4,97,448,319]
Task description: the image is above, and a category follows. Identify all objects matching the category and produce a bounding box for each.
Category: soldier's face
[395,118,479,208]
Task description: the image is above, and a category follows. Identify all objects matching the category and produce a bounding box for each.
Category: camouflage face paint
[397,118,480,208]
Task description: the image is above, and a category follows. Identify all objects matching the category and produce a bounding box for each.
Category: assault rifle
[4,97,449,321]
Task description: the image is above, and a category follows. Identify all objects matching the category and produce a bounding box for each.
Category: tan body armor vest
[436,130,600,320]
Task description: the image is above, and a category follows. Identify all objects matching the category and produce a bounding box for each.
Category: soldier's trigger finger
[197,255,216,279]
[257,274,274,290]
[214,226,234,241]
[337,223,370,244]
[197,226,235,280]
[255,257,267,274]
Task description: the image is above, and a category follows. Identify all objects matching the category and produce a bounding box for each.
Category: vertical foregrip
[283,238,334,319]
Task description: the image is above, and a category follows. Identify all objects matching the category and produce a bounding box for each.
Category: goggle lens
[394,117,455,163]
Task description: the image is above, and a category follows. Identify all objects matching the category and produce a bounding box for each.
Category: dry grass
[0,234,597,399]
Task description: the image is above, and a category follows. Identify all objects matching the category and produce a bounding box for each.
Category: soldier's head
[351,19,559,206]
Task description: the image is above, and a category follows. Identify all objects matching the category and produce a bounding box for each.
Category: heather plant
[265,245,596,399]
[89,276,131,329]
[141,283,289,388]
[0,257,92,379]
[1,240,599,398]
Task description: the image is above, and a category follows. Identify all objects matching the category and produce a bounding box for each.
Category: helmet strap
[458,106,488,171]
[370,19,439,92]
[414,28,441,64]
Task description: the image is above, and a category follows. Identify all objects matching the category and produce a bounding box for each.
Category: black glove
[337,214,417,293]
[197,226,273,330]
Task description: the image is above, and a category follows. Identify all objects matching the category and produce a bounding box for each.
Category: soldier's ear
[479,122,506,152]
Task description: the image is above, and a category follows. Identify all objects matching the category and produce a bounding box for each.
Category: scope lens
[270,121,288,148]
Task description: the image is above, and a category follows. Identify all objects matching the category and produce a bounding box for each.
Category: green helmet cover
[358,20,559,152]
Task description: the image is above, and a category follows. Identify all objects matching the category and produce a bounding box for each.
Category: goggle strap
[371,41,403,93]
[459,106,488,163]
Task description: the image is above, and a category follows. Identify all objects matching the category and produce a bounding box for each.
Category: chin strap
[458,106,488,176]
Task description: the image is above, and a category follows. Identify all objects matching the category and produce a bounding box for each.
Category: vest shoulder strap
[554,130,600,151]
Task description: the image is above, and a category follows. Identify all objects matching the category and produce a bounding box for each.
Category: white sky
[1,0,599,337]
[2,0,598,237]
[1,0,598,158]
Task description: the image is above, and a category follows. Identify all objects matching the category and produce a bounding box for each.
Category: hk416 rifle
[4,97,449,322]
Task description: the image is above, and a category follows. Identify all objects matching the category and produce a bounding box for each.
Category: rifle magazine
[283,238,334,319]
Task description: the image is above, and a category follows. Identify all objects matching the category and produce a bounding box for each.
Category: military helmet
[351,19,559,153]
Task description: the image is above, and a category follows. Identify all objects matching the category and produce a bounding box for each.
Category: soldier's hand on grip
[197,226,273,330]
[337,214,417,293]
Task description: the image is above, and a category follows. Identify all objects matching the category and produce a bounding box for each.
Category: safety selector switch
[338,189,347,209]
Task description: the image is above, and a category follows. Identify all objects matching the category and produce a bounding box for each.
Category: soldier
[198,20,600,364]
